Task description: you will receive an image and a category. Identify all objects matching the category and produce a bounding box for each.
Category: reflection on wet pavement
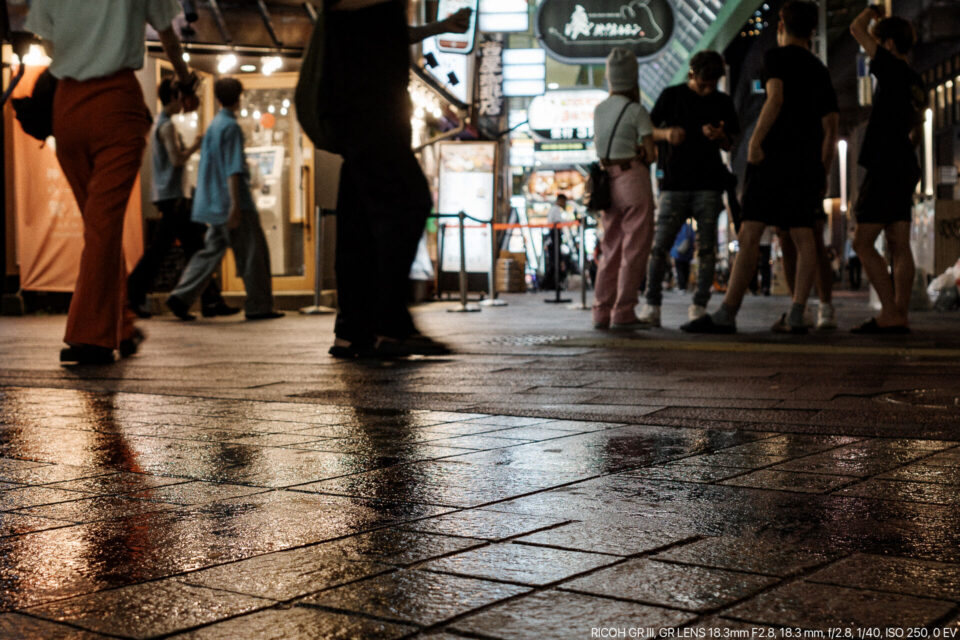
[0,382,959,638]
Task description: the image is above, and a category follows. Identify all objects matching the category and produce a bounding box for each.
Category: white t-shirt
[25,0,181,81]
[546,204,568,225]
[593,95,653,161]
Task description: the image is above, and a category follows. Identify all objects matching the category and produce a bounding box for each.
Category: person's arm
[850,5,883,59]
[156,27,191,83]
[640,134,656,166]
[821,111,839,181]
[653,127,685,145]
[747,78,784,164]
[158,122,201,168]
[702,121,731,150]
[408,7,471,43]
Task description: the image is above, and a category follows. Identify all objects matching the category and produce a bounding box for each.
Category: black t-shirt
[650,84,740,191]
[319,0,411,119]
[760,45,838,175]
[859,47,926,174]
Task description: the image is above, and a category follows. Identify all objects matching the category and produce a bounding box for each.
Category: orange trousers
[53,71,152,349]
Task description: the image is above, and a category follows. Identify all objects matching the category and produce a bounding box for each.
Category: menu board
[438,142,497,273]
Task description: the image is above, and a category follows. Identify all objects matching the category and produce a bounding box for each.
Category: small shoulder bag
[584,100,631,212]
[12,69,58,143]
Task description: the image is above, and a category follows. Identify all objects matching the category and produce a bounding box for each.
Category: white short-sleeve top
[25,0,181,81]
[593,95,653,160]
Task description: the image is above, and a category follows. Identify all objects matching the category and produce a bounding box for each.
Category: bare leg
[814,219,833,304]
[777,228,796,297]
[722,221,766,312]
[885,221,914,324]
[854,223,905,326]
[790,227,818,307]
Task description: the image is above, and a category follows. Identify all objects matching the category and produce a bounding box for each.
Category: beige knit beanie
[606,47,638,92]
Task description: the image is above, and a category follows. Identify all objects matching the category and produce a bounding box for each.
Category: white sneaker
[817,302,838,330]
[803,307,815,328]
[688,304,707,321]
[638,304,661,327]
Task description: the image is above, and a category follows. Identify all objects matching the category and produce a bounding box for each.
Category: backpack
[12,69,58,142]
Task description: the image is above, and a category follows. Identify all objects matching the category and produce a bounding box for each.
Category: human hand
[177,73,200,113]
[747,140,764,165]
[868,4,886,18]
[666,127,685,145]
[227,206,242,230]
[702,121,725,141]
[443,7,472,34]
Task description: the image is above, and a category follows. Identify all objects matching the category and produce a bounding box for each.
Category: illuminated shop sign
[478,35,504,117]
[437,0,481,54]
[535,0,675,64]
[534,141,596,165]
[527,89,607,141]
[478,0,529,33]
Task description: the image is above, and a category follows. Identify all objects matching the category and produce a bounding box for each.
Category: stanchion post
[300,206,335,315]
[545,222,571,304]
[480,218,507,307]
[448,210,480,313]
[568,217,589,310]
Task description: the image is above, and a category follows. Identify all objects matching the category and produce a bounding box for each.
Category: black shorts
[741,161,823,229]
[855,168,919,224]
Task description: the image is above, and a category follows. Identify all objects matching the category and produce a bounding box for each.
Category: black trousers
[325,116,431,345]
[127,198,222,308]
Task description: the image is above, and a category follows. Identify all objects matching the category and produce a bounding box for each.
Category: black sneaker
[60,344,115,365]
[129,302,153,319]
[375,334,452,358]
[166,296,196,321]
[202,302,241,318]
[680,314,736,334]
[119,328,146,358]
[245,311,285,321]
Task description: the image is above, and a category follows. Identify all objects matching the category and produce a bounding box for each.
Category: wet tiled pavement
[0,292,959,638]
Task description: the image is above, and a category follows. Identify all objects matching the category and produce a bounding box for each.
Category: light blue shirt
[25,0,181,82]
[192,109,256,226]
[151,111,184,203]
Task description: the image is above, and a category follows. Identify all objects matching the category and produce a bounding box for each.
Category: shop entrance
[221,73,315,295]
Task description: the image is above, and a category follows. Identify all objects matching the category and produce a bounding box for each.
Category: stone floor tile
[27,580,272,638]
[180,546,392,601]
[876,463,960,486]
[563,558,776,612]
[13,495,177,523]
[724,581,955,630]
[719,470,855,494]
[450,589,695,639]
[419,542,616,585]
[514,521,694,556]
[400,509,565,541]
[836,478,960,505]
[922,449,960,468]
[654,536,838,576]
[688,616,781,635]
[43,472,189,496]
[425,435,533,450]
[622,465,750,484]
[462,416,555,427]
[773,444,931,477]
[171,606,415,639]
[0,512,70,538]
[0,613,109,639]
[807,554,960,601]
[325,529,485,566]
[300,569,529,626]
[0,486,91,510]
[668,452,789,470]
[129,481,270,506]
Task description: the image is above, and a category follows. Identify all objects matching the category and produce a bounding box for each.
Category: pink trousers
[592,161,655,325]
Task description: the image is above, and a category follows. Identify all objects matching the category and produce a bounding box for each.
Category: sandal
[851,318,911,335]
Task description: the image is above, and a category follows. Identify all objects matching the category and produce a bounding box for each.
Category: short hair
[874,17,916,55]
[557,194,567,202]
[689,51,725,82]
[214,77,243,108]
[158,78,179,106]
[780,0,819,40]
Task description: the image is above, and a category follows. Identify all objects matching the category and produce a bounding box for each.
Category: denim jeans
[645,190,722,308]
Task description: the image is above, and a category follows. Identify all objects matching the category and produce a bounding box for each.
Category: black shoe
[166,296,196,321]
[202,302,241,318]
[681,314,736,334]
[329,341,376,359]
[130,302,153,319]
[374,334,452,358]
[119,328,146,358]
[246,311,285,321]
[60,344,115,365]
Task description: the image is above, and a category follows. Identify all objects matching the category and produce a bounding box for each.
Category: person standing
[300,0,469,358]
[670,221,696,293]
[638,51,740,328]
[166,78,283,322]
[590,48,656,331]
[543,194,568,290]
[772,207,838,331]
[683,0,838,335]
[845,230,862,290]
[849,6,924,334]
[127,78,238,321]
[25,0,196,364]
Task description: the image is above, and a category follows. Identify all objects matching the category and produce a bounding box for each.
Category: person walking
[166,78,283,322]
[849,6,925,334]
[682,0,838,335]
[127,78,238,321]
[591,48,656,331]
[25,0,196,364]
[298,0,469,358]
[638,51,739,328]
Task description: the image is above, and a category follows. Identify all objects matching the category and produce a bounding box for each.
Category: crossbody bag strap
[603,100,632,163]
